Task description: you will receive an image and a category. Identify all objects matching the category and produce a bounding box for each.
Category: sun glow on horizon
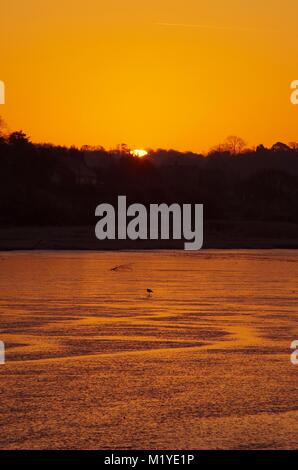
[130,149,148,158]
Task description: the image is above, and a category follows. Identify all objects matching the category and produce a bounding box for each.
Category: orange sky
[1,0,298,152]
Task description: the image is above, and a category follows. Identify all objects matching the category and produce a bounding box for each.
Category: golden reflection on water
[0,250,297,449]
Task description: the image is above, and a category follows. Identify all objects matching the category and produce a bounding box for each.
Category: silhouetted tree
[271,142,291,152]
[9,131,30,146]
[224,136,246,155]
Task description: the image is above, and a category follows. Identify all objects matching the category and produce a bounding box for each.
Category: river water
[0,250,297,449]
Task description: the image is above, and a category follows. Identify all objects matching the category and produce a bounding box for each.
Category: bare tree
[224,135,246,155]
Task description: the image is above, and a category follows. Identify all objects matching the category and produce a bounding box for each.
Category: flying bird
[111,263,133,272]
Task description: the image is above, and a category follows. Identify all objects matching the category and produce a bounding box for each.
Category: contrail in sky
[155,22,277,32]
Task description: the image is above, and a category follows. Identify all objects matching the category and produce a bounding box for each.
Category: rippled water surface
[0,250,297,449]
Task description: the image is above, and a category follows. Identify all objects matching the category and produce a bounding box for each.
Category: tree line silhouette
[1,122,298,228]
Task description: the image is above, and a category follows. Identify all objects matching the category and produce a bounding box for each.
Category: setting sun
[130,149,148,158]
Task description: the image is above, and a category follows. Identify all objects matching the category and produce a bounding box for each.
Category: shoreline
[1,221,298,250]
